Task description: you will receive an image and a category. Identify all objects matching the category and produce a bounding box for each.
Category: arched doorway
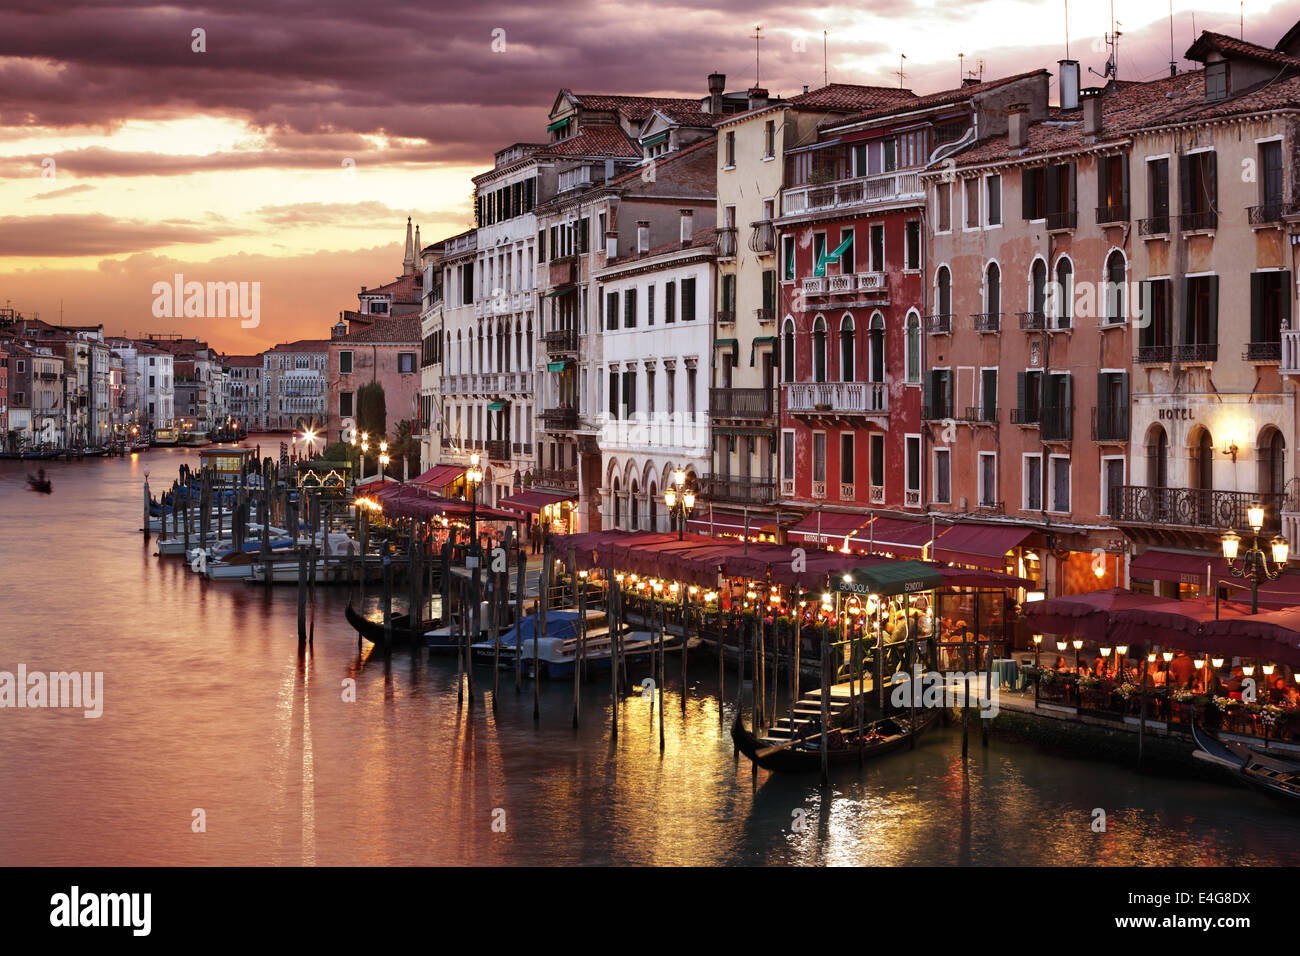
[1260,427,1286,530]
[1189,426,1214,526]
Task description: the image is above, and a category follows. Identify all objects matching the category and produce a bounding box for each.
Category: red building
[775,72,1050,550]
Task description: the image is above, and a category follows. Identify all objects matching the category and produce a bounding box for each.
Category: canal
[2,445,1299,866]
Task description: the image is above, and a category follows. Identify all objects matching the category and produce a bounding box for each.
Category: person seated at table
[1092,656,1108,679]
[1075,654,1089,675]
[1053,655,1066,671]
[1151,666,1167,688]
[1223,666,1244,696]
[1270,676,1290,705]
[1170,651,1195,689]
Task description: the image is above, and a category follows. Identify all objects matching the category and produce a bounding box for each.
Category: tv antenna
[752,25,762,87]
[897,53,907,89]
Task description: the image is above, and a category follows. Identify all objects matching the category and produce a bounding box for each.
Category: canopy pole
[1138,648,1148,767]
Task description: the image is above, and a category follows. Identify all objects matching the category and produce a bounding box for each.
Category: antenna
[1241,1,1245,39]
[752,25,762,87]
[1169,0,1176,76]
[1064,0,1070,58]
[897,53,907,89]
[823,30,828,87]
[959,51,965,87]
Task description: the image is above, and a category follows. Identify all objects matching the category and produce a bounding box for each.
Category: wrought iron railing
[1110,485,1289,532]
[926,313,952,334]
[709,387,772,419]
[1136,345,1173,364]
[1090,404,1130,442]
[544,327,578,354]
[1138,215,1170,236]
[1180,209,1218,231]
[704,475,776,505]
[1096,202,1129,224]
[1017,310,1047,331]
[972,312,1001,333]
[1046,209,1077,230]
[1244,341,1282,363]
[1173,343,1217,363]
[542,408,578,431]
[1041,404,1073,441]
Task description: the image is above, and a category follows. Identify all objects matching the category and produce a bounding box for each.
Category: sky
[0,0,1294,354]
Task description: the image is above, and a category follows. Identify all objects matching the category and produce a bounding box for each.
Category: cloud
[30,182,94,199]
[0,213,242,255]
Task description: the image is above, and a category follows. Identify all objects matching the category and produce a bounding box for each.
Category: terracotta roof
[606,136,716,189]
[267,339,330,353]
[222,354,263,367]
[361,272,422,303]
[789,83,917,111]
[603,227,719,267]
[333,315,421,344]
[1187,31,1300,70]
[538,124,640,158]
[565,93,706,122]
[826,70,1051,129]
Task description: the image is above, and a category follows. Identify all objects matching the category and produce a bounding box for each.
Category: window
[1260,141,1284,212]
[647,284,655,326]
[681,278,696,321]
[1205,61,1227,101]
[1250,271,1290,351]
[623,288,637,328]
[339,351,353,374]
[905,312,921,383]
[782,318,796,382]
[986,174,1002,225]
[1050,456,1071,513]
[646,368,656,416]
[1043,372,1072,440]
[813,432,826,484]
[870,434,885,487]
[608,370,619,418]
[1104,251,1126,324]
[839,228,856,274]
[1102,458,1125,516]
[980,368,997,420]
[936,266,951,318]
[340,392,354,417]
[1146,157,1170,231]
[926,368,953,418]
[725,131,736,167]
[964,177,980,228]
[622,368,637,417]
[665,368,675,415]
[665,281,676,323]
[867,225,883,272]
[782,235,795,280]
[782,430,795,480]
[840,433,854,485]
[1098,154,1129,222]
[1017,370,1043,423]
[1181,275,1219,358]
[398,353,416,373]
[934,448,951,504]
[812,316,827,383]
[763,120,775,159]
[761,269,776,316]
[1052,258,1073,329]
[606,291,619,331]
[985,262,1001,317]
[1179,151,1217,228]
[978,452,997,507]
[1023,455,1042,511]
[904,221,920,269]
[839,315,856,381]
[1137,279,1173,357]
[867,313,884,383]
[1021,162,1076,226]
[686,367,696,415]
[935,182,951,231]
[720,273,736,316]
[906,436,922,493]
[812,232,827,275]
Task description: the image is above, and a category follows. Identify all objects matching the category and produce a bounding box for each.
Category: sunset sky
[1,0,1293,354]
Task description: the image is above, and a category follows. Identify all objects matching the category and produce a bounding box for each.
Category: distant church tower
[402,217,416,276]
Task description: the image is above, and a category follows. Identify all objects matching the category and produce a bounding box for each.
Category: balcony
[1244,341,1281,364]
[755,307,775,324]
[548,258,577,287]
[1137,345,1173,365]
[1247,201,1291,226]
[1180,209,1218,232]
[1111,486,1288,533]
[709,387,772,420]
[1282,330,1300,375]
[704,475,776,505]
[716,309,736,325]
[544,327,578,354]
[748,221,776,254]
[922,402,953,421]
[1095,202,1129,224]
[486,438,512,462]
[715,227,738,258]
[785,382,888,419]
[542,407,578,431]
[1016,310,1047,331]
[972,312,1001,334]
[960,406,998,425]
[1045,210,1077,231]
[1040,404,1073,442]
[781,170,923,216]
[802,272,888,297]
[1173,343,1217,364]
[869,485,885,505]
[533,466,578,492]
[1138,215,1170,236]
[839,483,855,501]
[926,313,952,335]
[1010,407,1040,426]
[1091,404,1130,442]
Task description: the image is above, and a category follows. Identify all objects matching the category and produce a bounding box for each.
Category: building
[137,343,175,432]
[418,237,447,471]
[431,229,480,475]
[224,355,265,431]
[0,341,8,440]
[264,340,330,432]
[593,217,717,533]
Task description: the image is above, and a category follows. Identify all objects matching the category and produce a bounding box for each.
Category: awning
[498,489,574,514]
[849,516,941,559]
[713,338,739,364]
[787,510,871,546]
[1129,550,1226,588]
[1202,608,1300,667]
[642,131,669,147]
[487,400,506,411]
[410,464,466,488]
[750,335,776,367]
[932,523,1032,570]
[836,561,944,597]
[543,285,576,298]
[1245,572,1300,608]
[685,507,774,537]
[546,360,569,372]
[546,118,570,133]
[1023,587,1159,642]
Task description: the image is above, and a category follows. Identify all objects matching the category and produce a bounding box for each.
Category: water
[2,446,1299,866]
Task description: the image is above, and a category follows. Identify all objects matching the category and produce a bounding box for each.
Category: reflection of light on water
[300,651,316,867]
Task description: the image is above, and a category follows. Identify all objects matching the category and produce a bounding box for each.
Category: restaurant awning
[685,507,773,536]
[1023,587,1159,642]
[1129,549,1226,588]
[410,464,466,488]
[1109,598,1253,653]
[788,510,871,546]
[932,522,1032,570]
[498,489,574,514]
[849,516,941,559]
[1229,571,1300,608]
[1202,607,1300,667]
[836,561,944,597]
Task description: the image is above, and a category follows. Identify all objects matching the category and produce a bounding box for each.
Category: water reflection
[2,449,1300,865]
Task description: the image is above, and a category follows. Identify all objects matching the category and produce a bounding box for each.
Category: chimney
[1007,103,1029,149]
[605,230,618,259]
[1082,87,1103,135]
[747,87,769,110]
[679,209,694,246]
[637,220,650,255]
[1058,59,1080,109]
[961,77,981,88]
[604,158,615,183]
[707,72,725,114]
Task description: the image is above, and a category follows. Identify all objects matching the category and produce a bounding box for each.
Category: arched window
[1030,259,1048,322]
[905,311,921,384]
[1053,258,1074,329]
[1260,428,1287,498]
[868,312,885,383]
[526,318,533,368]
[781,318,796,382]
[839,314,856,381]
[936,266,951,319]
[612,477,622,527]
[647,482,659,532]
[985,262,1001,317]
[1105,251,1126,325]
[812,316,827,383]
[629,479,639,530]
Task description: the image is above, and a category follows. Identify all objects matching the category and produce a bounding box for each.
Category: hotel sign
[1157,406,1195,421]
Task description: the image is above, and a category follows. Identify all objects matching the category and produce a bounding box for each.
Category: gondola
[344,601,437,646]
[731,708,939,773]
[1191,722,1300,806]
[26,475,53,494]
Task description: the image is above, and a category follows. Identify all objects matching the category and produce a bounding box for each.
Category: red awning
[411,464,466,488]
[1023,587,1159,641]
[1110,598,1253,653]
[787,510,872,546]
[932,523,1032,570]
[1129,550,1226,587]
[1202,607,1300,667]
[685,507,772,536]
[498,489,574,514]
[1233,571,1300,608]
[849,516,943,558]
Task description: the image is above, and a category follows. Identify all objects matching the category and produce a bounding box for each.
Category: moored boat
[1192,722,1300,806]
[732,707,939,773]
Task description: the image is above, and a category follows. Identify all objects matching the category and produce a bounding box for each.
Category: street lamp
[1221,502,1289,614]
[466,451,484,550]
[663,468,696,540]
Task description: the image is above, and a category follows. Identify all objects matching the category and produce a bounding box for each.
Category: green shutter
[1206,275,1219,347]
[1251,272,1264,343]
[1206,151,1218,210]
[1283,271,1294,331]
[1021,169,1036,219]
[1067,162,1077,215]
[1179,155,1194,217]
[1016,371,1026,416]
[1045,166,1060,217]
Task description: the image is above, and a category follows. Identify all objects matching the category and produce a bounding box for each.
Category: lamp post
[466,452,484,552]
[1221,503,1290,614]
[359,435,369,482]
[663,468,697,540]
